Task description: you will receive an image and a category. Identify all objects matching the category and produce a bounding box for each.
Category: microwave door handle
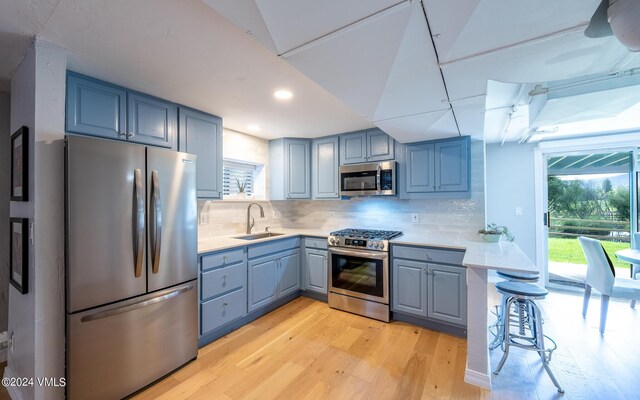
[376,164,381,194]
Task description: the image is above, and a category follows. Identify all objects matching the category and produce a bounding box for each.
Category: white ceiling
[0,0,371,139]
[1,0,639,142]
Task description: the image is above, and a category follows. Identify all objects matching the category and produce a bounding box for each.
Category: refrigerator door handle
[133,169,144,278]
[80,284,195,323]
[150,170,163,274]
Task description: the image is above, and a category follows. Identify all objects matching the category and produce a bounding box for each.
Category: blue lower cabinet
[392,259,427,317]
[248,256,279,312]
[427,264,467,326]
[248,239,301,312]
[199,248,248,336]
[303,248,328,294]
[391,245,467,327]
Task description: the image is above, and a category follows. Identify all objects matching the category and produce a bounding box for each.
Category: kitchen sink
[235,232,284,240]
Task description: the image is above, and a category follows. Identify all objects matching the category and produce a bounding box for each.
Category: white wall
[4,39,66,400]
[486,142,537,265]
[6,40,37,400]
[0,92,10,338]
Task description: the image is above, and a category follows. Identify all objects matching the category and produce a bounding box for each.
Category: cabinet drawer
[201,262,246,301]
[304,237,328,250]
[201,288,246,335]
[248,237,300,259]
[201,248,245,271]
[392,245,464,265]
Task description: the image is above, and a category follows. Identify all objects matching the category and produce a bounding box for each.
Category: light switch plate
[515,207,523,216]
[411,213,420,223]
[200,212,208,224]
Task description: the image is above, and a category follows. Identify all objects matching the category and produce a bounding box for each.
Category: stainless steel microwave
[339,161,396,196]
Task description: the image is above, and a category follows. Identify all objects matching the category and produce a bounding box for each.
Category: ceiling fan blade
[585,0,614,38]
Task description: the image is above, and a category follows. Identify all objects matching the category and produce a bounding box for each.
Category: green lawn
[548,237,630,270]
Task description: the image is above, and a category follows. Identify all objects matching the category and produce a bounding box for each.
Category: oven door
[328,247,389,304]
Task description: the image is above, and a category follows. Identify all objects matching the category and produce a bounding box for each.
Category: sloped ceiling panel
[424,0,599,63]
[283,3,413,120]
[201,0,278,53]
[376,110,458,143]
[451,96,486,139]
[255,0,402,54]
[372,3,449,122]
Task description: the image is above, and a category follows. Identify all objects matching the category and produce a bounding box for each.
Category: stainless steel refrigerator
[65,135,198,399]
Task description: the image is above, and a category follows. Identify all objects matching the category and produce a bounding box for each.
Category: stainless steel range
[327,228,402,322]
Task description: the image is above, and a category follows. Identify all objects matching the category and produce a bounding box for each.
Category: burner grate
[330,228,403,240]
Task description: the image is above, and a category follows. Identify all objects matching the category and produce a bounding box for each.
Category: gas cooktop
[329,228,403,240]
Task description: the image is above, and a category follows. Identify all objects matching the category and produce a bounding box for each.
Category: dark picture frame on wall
[10,218,29,294]
[10,126,29,201]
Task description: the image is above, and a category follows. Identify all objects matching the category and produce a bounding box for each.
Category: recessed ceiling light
[247,124,261,132]
[274,90,293,100]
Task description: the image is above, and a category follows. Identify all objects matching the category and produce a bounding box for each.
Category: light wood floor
[133,291,640,400]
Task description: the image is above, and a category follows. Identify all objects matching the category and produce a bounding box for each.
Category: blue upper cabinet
[178,107,223,198]
[366,129,395,162]
[435,137,469,192]
[339,129,395,165]
[312,136,339,199]
[270,138,311,200]
[340,132,367,164]
[66,72,178,149]
[401,136,470,196]
[127,92,177,149]
[405,143,435,193]
[66,73,127,140]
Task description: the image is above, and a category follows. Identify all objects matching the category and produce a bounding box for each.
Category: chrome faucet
[246,202,265,234]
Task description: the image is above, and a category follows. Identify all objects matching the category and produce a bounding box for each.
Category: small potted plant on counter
[478,223,514,243]
[235,178,248,199]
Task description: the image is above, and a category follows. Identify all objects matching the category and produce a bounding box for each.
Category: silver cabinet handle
[127,131,135,138]
[150,170,163,274]
[222,256,228,263]
[222,303,228,310]
[222,274,228,283]
[81,284,194,322]
[424,253,432,261]
[133,169,144,278]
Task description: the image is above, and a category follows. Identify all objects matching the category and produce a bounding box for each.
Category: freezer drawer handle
[80,284,195,323]
[133,168,144,278]
[150,170,163,274]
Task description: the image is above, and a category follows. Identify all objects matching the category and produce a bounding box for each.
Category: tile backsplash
[199,140,485,240]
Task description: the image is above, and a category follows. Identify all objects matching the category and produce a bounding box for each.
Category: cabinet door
[248,256,278,312]
[278,251,301,297]
[304,249,328,294]
[366,129,394,162]
[427,264,467,326]
[284,139,311,199]
[434,138,469,192]
[391,259,427,317]
[405,143,435,193]
[340,132,367,164]
[179,108,223,198]
[127,92,177,149]
[66,73,126,139]
[312,137,339,199]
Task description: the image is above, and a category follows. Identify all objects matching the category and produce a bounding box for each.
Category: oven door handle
[328,247,388,260]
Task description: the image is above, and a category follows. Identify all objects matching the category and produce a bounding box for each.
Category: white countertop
[198,229,537,273]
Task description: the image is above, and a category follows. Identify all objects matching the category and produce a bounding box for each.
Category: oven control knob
[328,237,337,245]
[377,242,384,249]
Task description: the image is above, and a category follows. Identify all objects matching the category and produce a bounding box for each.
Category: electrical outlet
[273,210,280,219]
[200,212,208,225]
[10,331,14,354]
[329,212,335,218]
[411,213,420,223]
[515,207,523,216]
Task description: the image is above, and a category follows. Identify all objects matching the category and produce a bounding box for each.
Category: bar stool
[489,271,540,349]
[493,281,564,394]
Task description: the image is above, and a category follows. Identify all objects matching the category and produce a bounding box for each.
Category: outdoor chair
[578,236,640,334]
